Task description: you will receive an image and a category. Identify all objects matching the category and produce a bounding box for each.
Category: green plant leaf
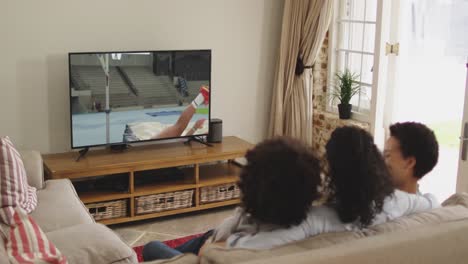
[330,68,362,104]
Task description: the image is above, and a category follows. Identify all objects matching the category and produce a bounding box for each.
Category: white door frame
[369,0,392,149]
[456,60,468,193]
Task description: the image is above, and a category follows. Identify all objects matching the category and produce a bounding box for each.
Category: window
[328,0,378,119]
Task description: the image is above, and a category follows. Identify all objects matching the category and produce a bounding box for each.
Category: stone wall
[311,35,370,158]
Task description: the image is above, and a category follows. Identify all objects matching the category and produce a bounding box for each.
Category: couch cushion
[201,231,365,264]
[31,179,94,232]
[46,223,137,264]
[1,207,66,264]
[241,219,468,264]
[0,136,37,224]
[19,150,44,190]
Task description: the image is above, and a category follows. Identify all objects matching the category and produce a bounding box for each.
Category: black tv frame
[68,49,212,150]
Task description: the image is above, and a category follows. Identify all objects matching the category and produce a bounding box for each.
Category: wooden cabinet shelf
[134,167,196,196]
[80,191,130,204]
[43,136,252,225]
[197,199,241,210]
[99,199,242,225]
[134,182,198,196]
[199,163,241,187]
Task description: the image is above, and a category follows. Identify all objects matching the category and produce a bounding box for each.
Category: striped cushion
[1,207,67,264]
[0,137,37,224]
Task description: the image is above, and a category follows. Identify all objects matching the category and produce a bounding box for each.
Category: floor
[110,206,235,247]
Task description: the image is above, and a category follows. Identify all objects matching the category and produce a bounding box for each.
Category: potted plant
[330,69,361,119]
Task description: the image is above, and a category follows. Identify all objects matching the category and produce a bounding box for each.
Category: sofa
[3,151,468,264]
[0,150,139,264]
[153,193,468,264]
[0,150,200,264]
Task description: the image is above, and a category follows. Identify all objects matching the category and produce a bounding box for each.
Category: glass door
[384,0,468,201]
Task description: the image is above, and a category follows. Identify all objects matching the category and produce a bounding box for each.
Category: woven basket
[200,183,240,204]
[135,190,194,215]
[86,199,128,220]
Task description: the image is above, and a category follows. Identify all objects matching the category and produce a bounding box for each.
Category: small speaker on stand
[208,118,223,143]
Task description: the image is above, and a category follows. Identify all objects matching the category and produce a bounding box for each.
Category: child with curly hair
[142,137,321,260]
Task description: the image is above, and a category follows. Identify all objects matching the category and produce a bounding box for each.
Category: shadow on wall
[17,58,49,152]
[46,54,70,153]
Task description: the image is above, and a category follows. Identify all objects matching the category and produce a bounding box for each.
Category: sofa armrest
[46,223,137,264]
[19,150,44,190]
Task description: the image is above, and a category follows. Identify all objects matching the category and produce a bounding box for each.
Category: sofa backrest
[241,219,468,264]
[201,231,365,264]
[19,150,44,190]
[364,204,468,235]
[201,193,468,264]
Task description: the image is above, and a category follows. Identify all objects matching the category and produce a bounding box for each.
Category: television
[69,50,211,149]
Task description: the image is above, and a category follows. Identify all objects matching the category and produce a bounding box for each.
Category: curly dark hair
[389,122,439,179]
[238,137,321,227]
[326,126,394,227]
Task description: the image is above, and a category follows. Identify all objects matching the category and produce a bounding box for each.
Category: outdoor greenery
[429,120,462,148]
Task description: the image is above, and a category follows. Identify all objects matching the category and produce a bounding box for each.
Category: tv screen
[69,50,211,149]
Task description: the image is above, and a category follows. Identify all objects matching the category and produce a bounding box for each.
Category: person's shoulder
[305,205,347,232]
[390,189,441,208]
[232,206,248,219]
[313,205,336,212]
[421,192,441,208]
[391,189,405,199]
[390,189,434,201]
[390,189,421,201]
[383,190,416,208]
[305,205,339,221]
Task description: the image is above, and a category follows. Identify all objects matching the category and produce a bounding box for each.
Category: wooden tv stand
[42,136,253,225]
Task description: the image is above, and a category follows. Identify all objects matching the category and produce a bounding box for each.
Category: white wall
[0,0,284,153]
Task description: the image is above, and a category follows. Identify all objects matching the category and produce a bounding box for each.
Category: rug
[133,233,203,262]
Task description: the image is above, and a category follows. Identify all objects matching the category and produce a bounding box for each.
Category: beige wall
[0,0,283,153]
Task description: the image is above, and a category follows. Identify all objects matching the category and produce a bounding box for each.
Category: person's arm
[224,226,307,250]
[382,190,440,221]
[223,207,342,250]
[197,207,244,256]
[198,240,225,256]
[210,207,244,243]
